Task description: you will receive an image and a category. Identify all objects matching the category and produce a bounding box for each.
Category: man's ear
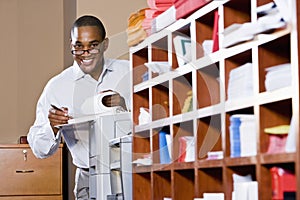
[103,38,109,52]
[69,38,73,49]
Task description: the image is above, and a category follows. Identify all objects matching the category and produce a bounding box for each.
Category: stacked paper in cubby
[178,136,195,162]
[222,2,286,48]
[203,193,224,200]
[264,124,289,154]
[175,0,212,19]
[126,8,148,47]
[232,174,258,200]
[229,114,256,157]
[159,128,172,164]
[265,63,291,91]
[227,63,253,100]
[229,116,241,158]
[143,0,177,35]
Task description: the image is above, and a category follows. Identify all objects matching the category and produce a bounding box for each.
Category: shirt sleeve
[27,87,61,159]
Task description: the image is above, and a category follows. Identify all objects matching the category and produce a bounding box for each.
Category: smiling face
[70,26,108,80]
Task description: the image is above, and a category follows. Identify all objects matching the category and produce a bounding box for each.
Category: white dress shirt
[27,58,130,168]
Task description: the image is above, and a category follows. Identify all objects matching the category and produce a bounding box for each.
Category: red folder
[176,0,212,19]
[270,167,296,200]
[212,10,219,52]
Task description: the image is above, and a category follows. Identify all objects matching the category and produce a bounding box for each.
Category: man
[27,15,130,199]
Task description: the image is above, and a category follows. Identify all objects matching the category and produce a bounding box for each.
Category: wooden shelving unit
[130,0,300,199]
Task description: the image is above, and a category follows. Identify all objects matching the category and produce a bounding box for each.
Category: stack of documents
[126,8,148,47]
[229,114,256,157]
[222,2,286,48]
[265,63,291,91]
[143,0,178,35]
[232,174,258,200]
[227,63,253,100]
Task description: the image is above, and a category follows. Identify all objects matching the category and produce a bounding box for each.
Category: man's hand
[101,91,127,111]
[48,106,72,135]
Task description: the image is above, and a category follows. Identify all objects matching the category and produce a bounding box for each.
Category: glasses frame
[71,43,102,56]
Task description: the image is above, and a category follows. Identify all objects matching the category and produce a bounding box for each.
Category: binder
[159,130,171,164]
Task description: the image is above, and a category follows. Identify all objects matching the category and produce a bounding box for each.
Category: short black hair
[71,15,106,40]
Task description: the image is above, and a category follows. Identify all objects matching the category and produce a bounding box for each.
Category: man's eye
[74,45,82,49]
[91,43,99,48]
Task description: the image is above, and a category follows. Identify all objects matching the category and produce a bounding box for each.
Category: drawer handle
[16,170,34,173]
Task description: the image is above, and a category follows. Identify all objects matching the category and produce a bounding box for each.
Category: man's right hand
[48,106,71,135]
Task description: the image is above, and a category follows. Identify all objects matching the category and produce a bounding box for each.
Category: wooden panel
[0,147,62,196]
[0,195,62,200]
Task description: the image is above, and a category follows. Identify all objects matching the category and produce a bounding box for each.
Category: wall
[0,0,72,144]
[77,0,148,59]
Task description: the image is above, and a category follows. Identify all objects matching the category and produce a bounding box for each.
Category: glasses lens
[71,50,84,55]
[89,49,100,54]
[71,49,100,55]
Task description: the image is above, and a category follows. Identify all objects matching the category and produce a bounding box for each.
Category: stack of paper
[143,0,178,35]
[152,5,177,33]
[264,124,289,154]
[222,3,286,48]
[265,63,291,91]
[178,136,195,162]
[229,114,256,157]
[203,193,224,200]
[175,0,212,19]
[232,174,258,200]
[159,128,172,164]
[126,8,148,47]
[227,63,253,100]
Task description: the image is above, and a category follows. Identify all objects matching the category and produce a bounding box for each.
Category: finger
[49,117,69,127]
[50,108,56,114]
[49,108,69,117]
[99,89,113,93]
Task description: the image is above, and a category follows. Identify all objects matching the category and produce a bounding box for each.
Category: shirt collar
[72,59,114,81]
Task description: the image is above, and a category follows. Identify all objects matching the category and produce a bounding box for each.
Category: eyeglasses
[71,48,100,56]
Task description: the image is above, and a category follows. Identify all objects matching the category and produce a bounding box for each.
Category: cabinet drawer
[0,147,62,196]
[0,195,62,200]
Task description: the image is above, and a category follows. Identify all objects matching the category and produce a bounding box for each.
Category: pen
[51,104,73,118]
[51,104,64,112]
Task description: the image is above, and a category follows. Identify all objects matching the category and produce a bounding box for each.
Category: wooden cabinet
[0,144,63,199]
[130,0,300,199]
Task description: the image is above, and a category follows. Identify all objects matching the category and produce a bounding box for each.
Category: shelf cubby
[197,63,220,108]
[132,130,151,162]
[197,167,223,196]
[195,8,219,59]
[132,172,151,200]
[133,89,149,126]
[259,163,295,200]
[225,165,256,200]
[173,120,194,163]
[223,0,251,28]
[224,49,253,101]
[259,99,292,154]
[153,171,172,199]
[132,47,148,86]
[173,169,195,200]
[173,72,193,115]
[197,114,222,160]
[258,34,291,93]
[152,81,169,121]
